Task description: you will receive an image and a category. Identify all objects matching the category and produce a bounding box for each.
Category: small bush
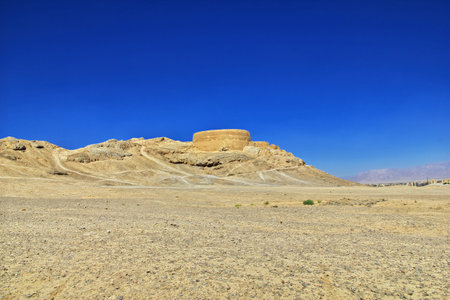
[264,201,269,205]
[303,200,314,205]
[318,200,322,204]
[235,204,242,208]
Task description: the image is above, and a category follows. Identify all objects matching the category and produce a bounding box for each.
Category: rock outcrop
[249,141,269,148]
[0,137,27,151]
[66,139,133,163]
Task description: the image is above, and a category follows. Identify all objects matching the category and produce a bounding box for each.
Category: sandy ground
[0,183,449,299]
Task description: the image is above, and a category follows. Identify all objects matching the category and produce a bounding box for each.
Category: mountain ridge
[346,161,450,184]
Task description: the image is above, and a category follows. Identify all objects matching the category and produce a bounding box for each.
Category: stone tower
[193,129,251,151]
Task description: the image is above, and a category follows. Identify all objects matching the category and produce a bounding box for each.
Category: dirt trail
[140,147,191,176]
[52,150,138,186]
[271,170,311,184]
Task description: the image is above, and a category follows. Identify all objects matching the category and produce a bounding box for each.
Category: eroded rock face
[168,152,252,167]
[66,139,134,163]
[257,147,305,167]
[249,141,269,148]
[148,140,305,176]
[0,137,27,151]
[243,146,261,156]
[193,129,251,151]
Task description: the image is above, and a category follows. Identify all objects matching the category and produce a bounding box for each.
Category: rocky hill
[0,136,355,187]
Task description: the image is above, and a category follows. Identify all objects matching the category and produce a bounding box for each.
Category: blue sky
[1,0,449,177]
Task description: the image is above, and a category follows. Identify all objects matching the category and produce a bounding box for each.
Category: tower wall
[193,129,251,151]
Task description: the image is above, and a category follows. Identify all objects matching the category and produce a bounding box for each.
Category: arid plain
[1,136,449,299]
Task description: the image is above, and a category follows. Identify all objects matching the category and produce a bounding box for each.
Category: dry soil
[1,183,449,299]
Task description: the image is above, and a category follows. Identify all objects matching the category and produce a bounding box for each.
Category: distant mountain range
[346,161,450,184]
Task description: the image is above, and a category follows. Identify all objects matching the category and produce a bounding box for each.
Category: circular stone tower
[193,129,251,151]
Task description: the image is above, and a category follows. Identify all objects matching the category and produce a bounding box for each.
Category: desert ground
[1,182,449,299]
[0,137,449,299]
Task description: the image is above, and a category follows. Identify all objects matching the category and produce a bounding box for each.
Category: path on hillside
[140,147,191,176]
[52,150,138,186]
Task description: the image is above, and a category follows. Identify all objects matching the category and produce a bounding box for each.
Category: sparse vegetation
[303,199,314,205]
[264,201,269,205]
[234,204,242,208]
[318,200,322,204]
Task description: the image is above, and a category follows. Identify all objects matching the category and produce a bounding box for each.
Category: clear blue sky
[1,0,449,177]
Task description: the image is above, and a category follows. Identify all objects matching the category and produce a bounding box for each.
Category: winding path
[52,150,138,185]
